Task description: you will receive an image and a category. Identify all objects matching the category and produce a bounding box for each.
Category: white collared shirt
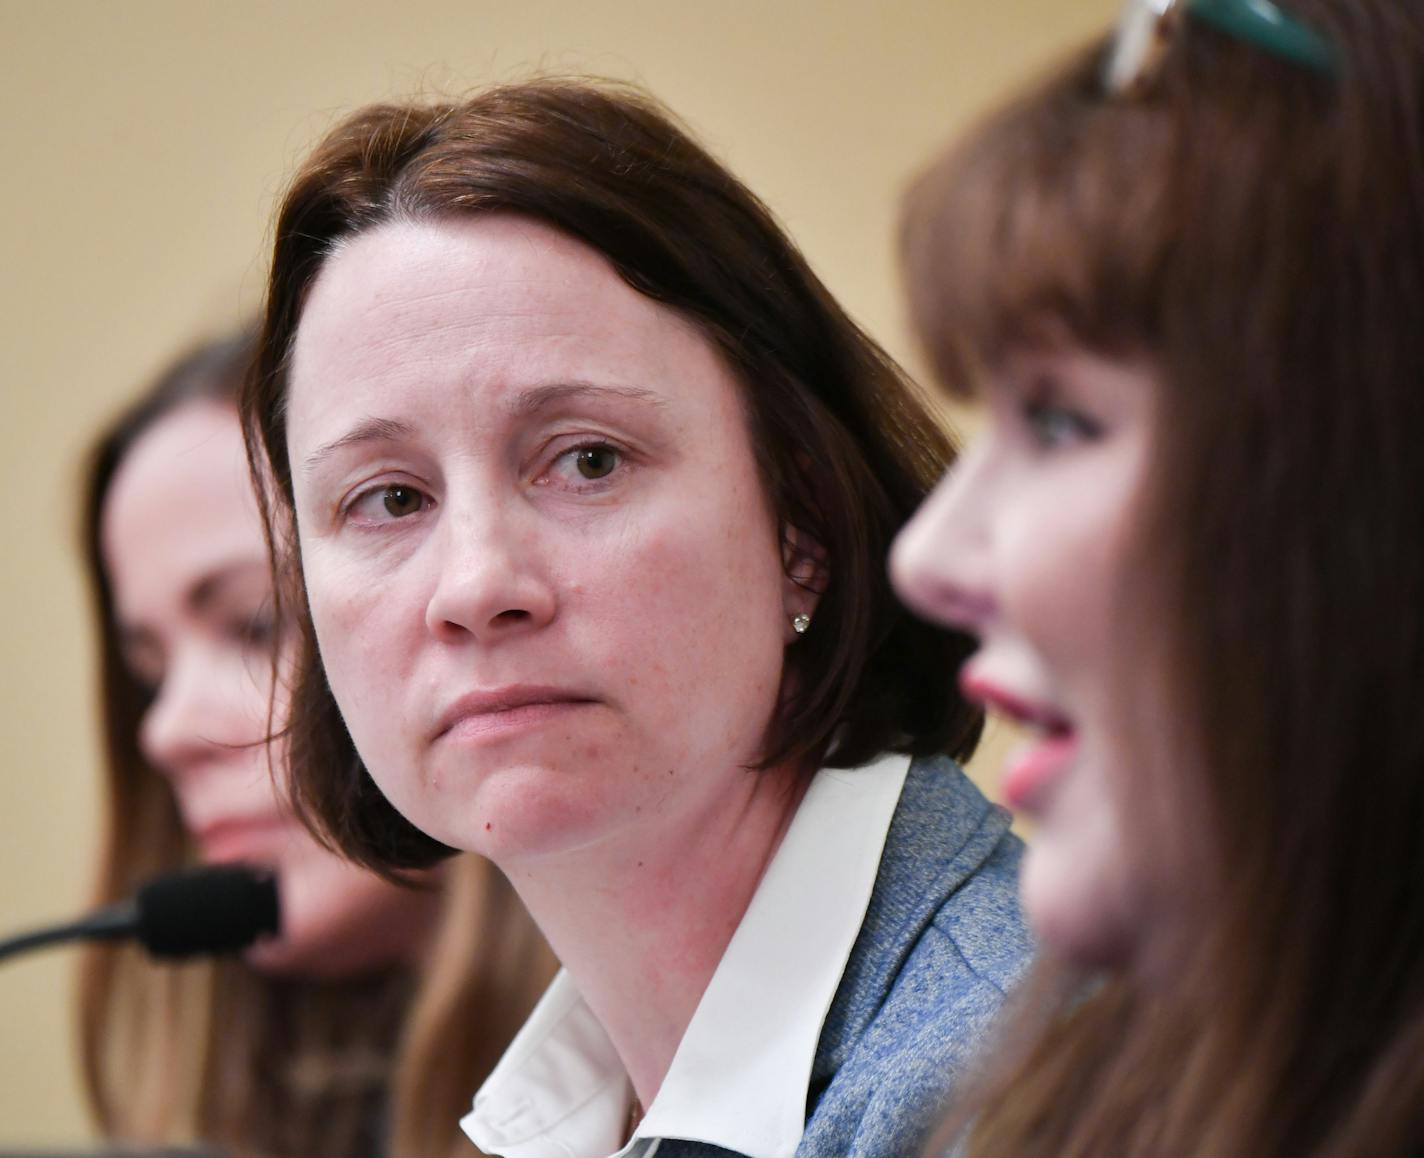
[461,752,911,1158]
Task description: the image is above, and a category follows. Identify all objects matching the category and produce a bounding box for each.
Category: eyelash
[125,608,277,703]
[537,440,626,489]
[340,439,630,526]
[344,481,433,526]
[229,609,278,650]
[1020,396,1103,449]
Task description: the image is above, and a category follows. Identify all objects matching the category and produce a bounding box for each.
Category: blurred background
[1,0,1114,1143]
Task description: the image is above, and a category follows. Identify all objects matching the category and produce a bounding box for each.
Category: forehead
[101,402,266,612]
[286,214,736,443]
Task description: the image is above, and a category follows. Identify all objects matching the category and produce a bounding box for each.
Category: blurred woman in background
[78,328,554,1157]
[893,0,1424,1153]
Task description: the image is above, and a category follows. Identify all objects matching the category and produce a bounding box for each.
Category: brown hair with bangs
[243,78,981,873]
[905,52,1174,383]
[905,2,1424,1154]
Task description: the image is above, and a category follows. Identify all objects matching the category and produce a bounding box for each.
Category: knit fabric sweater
[657,754,1032,1158]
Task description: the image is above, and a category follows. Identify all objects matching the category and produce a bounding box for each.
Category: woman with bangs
[893,0,1424,1153]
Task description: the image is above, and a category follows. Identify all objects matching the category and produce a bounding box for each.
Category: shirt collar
[462,753,911,1158]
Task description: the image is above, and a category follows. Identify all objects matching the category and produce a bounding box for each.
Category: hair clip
[1103,0,1335,95]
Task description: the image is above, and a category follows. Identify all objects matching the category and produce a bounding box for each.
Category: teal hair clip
[1103,0,1336,94]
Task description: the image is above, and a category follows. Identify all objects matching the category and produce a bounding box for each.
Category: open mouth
[1000,728,1079,813]
[959,668,1078,813]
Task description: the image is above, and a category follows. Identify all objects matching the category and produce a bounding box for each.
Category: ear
[781,524,827,642]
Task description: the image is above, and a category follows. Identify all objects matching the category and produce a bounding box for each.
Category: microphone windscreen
[134,864,281,959]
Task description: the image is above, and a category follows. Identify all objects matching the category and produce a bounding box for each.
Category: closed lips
[433,687,597,739]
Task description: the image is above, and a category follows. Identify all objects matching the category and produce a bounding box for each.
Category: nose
[890,443,997,633]
[423,498,557,644]
[138,647,263,781]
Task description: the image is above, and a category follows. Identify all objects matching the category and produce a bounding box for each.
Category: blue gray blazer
[659,755,1031,1158]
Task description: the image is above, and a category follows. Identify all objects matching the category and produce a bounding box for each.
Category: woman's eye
[128,670,161,711]
[541,442,625,487]
[574,445,619,480]
[234,610,278,649]
[382,484,425,516]
[1023,400,1102,449]
[348,483,432,523]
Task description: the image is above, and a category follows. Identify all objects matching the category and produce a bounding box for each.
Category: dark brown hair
[243,78,982,872]
[905,2,1424,1154]
[77,331,554,1156]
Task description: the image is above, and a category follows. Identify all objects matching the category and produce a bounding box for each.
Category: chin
[243,934,318,976]
[1021,851,1136,972]
[417,763,628,862]
[238,856,436,979]
[242,920,408,979]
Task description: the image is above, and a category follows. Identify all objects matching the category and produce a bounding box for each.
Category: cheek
[1001,488,1136,671]
[303,540,385,635]
[579,493,787,734]
[302,542,414,704]
[297,549,431,806]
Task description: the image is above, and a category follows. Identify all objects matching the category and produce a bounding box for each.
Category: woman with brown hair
[892,0,1424,1153]
[241,80,1031,1157]
[79,328,554,1157]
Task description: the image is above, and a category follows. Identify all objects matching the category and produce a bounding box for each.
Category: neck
[503,759,809,1107]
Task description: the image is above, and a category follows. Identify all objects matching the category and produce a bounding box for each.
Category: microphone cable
[0,863,280,964]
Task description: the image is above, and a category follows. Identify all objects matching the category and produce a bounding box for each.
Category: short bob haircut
[244,78,981,873]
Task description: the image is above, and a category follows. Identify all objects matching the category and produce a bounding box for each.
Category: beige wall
[0,0,1112,1143]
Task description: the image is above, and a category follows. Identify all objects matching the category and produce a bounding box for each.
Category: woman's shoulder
[863,751,1030,1000]
[799,754,1031,1155]
[824,751,1030,1001]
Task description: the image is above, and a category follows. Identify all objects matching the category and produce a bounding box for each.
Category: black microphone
[0,864,280,965]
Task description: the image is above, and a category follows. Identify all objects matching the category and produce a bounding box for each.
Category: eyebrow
[189,560,271,614]
[503,381,668,418]
[303,417,416,476]
[301,384,666,476]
